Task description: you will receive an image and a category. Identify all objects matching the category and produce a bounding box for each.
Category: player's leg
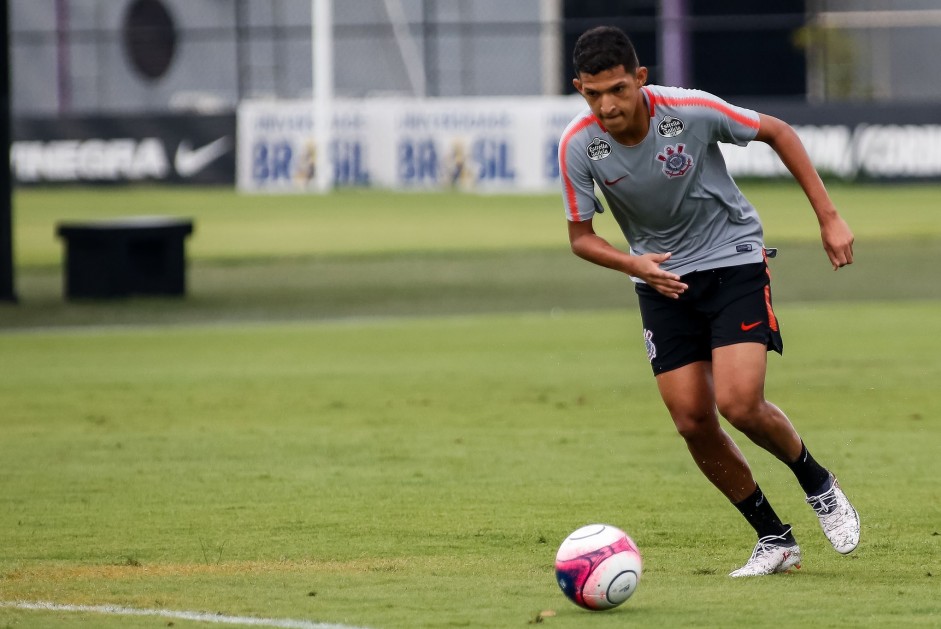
[655,361,754,502]
[709,264,826,474]
[654,361,800,576]
[712,341,860,554]
[638,274,800,575]
[637,279,758,504]
[709,260,860,554]
[711,342,802,462]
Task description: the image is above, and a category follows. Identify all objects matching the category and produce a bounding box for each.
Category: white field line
[0,600,372,629]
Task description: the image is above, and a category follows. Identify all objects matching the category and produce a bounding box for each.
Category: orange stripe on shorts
[763,285,779,332]
[762,253,779,332]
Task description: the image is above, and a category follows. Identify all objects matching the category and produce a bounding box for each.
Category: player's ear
[636,66,648,86]
[572,77,583,93]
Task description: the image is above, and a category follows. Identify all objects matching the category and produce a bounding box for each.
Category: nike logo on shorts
[741,321,762,331]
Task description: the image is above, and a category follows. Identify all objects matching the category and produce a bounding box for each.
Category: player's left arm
[754,113,854,270]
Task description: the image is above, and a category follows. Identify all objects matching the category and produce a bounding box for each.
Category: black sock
[733,485,792,541]
[786,442,831,495]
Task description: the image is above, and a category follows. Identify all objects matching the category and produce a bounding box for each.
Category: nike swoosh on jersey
[175,137,232,177]
[603,174,629,186]
[740,321,762,331]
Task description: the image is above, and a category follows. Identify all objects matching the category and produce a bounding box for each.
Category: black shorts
[635,261,784,375]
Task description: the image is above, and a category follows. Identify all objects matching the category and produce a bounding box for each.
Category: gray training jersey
[560,84,765,279]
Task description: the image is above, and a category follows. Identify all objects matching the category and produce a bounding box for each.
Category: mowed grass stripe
[4,239,941,330]
[13,183,941,267]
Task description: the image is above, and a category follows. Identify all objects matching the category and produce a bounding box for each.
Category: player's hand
[820,215,854,270]
[632,252,688,299]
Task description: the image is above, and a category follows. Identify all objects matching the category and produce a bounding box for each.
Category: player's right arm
[568,219,688,299]
[560,115,686,298]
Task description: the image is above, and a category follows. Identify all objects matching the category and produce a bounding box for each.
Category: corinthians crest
[656,144,693,178]
[643,329,656,362]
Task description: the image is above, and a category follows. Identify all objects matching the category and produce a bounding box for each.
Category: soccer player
[559,26,860,577]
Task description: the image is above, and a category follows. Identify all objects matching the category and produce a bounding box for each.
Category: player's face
[574,65,648,141]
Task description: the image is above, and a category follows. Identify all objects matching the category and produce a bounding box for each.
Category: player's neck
[608,107,650,146]
[609,94,650,146]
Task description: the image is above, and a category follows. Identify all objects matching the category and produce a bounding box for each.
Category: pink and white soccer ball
[555,523,642,610]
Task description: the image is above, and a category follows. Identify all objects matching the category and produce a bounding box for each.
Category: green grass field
[1,184,940,628]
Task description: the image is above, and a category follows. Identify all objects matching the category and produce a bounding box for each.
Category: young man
[559,26,860,577]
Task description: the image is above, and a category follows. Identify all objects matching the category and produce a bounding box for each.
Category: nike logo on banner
[175,137,232,177]
[603,174,629,186]
[741,321,762,331]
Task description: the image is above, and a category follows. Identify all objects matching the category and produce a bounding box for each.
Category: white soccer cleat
[729,528,802,578]
[806,475,860,555]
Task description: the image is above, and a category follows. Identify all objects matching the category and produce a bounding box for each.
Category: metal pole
[422,0,436,97]
[0,0,16,302]
[658,0,690,87]
[540,0,562,95]
[234,0,246,101]
[55,0,71,113]
[312,0,333,192]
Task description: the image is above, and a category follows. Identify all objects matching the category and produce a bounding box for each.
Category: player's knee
[717,396,764,432]
[671,410,718,442]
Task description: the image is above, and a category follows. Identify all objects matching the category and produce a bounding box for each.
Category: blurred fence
[9,1,941,190]
[10,0,941,117]
[10,0,561,116]
[804,0,941,102]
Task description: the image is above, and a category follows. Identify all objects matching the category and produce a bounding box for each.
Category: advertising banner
[238,97,941,194]
[721,123,941,180]
[237,97,586,193]
[15,98,939,191]
[11,114,236,185]
[237,100,377,193]
[383,98,588,192]
[721,99,941,180]
[390,100,521,190]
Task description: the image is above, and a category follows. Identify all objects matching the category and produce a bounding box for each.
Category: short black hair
[572,26,639,77]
